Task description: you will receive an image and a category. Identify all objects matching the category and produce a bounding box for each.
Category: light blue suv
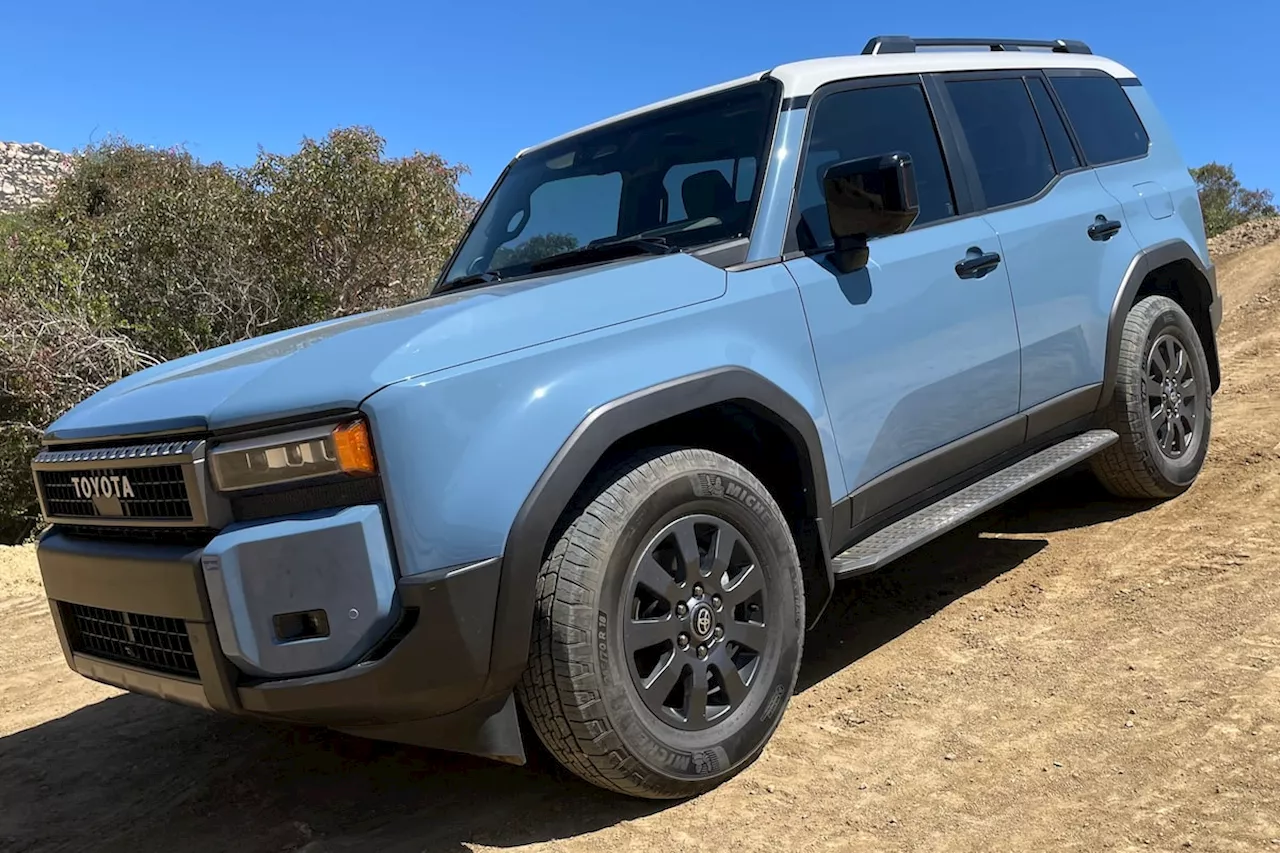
[32,35,1221,799]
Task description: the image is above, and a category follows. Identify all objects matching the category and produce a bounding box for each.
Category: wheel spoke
[710,649,749,705]
[635,554,679,604]
[627,616,674,651]
[685,663,709,724]
[1174,345,1189,380]
[1144,375,1163,398]
[642,653,683,699]
[1150,406,1166,426]
[1152,341,1170,376]
[1180,376,1197,402]
[1171,417,1186,452]
[722,563,764,605]
[709,524,739,579]
[726,619,768,652]
[1181,412,1195,439]
[672,521,703,579]
[1162,420,1176,453]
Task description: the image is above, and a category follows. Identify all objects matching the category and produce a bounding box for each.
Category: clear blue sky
[4,0,1275,201]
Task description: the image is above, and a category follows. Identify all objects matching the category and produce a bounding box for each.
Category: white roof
[770,50,1136,96]
[518,48,1136,157]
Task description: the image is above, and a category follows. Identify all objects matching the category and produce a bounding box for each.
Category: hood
[45,254,727,442]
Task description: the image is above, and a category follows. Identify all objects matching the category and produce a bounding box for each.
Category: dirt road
[4,240,1280,853]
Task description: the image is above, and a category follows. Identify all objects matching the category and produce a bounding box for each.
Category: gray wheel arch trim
[484,366,835,698]
[1101,239,1221,406]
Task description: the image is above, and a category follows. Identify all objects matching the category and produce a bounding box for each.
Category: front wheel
[1091,295,1213,498]
[517,447,804,799]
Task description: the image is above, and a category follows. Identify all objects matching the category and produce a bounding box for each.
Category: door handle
[1088,215,1123,241]
[955,249,1002,279]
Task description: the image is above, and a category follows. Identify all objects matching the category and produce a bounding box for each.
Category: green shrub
[1191,162,1277,237]
[0,128,473,542]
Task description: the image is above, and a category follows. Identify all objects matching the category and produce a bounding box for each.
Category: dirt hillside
[3,230,1280,853]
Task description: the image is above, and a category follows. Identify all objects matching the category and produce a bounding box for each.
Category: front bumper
[36,517,523,762]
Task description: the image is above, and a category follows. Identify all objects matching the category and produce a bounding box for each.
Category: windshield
[438,79,781,287]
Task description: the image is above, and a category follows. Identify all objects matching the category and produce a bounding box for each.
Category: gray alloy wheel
[1092,295,1213,498]
[623,513,770,732]
[1143,332,1202,460]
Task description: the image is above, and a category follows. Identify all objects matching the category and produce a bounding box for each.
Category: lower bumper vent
[63,604,198,678]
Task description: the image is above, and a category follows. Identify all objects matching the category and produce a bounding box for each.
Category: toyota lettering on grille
[71,475,136,500]
[70,474,135,517]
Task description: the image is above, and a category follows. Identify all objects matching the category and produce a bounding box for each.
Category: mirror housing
[822,152,920,273]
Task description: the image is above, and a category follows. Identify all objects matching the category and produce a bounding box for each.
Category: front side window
[440,81,779,287]
[792,83,955,252]
[1049,73,1150,165]
[946,77,1057,209]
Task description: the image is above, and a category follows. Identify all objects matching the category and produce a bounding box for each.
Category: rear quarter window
[1049,74,1150,165]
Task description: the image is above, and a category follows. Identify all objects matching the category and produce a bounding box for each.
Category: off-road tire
[516,447,805,799]
[1092,295,1213,498]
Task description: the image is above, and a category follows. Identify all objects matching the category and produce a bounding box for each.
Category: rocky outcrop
[1207,217,1280,259]
[0,142,73,214]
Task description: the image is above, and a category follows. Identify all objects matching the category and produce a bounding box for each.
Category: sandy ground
[4,240,1280,853]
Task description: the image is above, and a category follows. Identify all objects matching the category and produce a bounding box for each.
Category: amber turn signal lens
[333,419,376,475]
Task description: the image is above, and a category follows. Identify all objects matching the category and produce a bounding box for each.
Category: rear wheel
[517,447,804,799]
[1091,295,1213,498]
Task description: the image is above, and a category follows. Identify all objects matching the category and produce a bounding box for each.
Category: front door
[782,78,1022,506]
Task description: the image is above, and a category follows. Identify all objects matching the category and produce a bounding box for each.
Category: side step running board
[832,429,1118,578]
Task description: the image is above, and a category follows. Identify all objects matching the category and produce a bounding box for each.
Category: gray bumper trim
[71,653,212,710]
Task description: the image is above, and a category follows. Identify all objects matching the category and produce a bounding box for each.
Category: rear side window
[1049,74,1150,165]
[1025,77,1081,173]
[945,77,1056,208]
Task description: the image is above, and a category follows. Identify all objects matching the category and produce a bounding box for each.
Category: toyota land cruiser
[31,35,1222,799]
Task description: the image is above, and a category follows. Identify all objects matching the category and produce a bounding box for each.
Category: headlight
[209,418,376,493]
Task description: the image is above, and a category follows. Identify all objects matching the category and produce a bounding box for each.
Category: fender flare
[1100,238,1221,406]
[483,366,835,697]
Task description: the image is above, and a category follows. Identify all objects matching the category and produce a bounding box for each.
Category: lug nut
[711,594,722,610]
[693,584,704,598]
[713,625,724,639]
[675,602,688,618]
[696,645,708,659]
[677,633,690,649]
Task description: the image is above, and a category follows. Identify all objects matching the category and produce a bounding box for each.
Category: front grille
[38,465,192,521]
[62,604,198,678]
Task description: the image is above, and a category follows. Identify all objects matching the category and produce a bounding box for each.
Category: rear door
[929,71,1142,415]
[781,77,1022,502]
[1045,70,1169,251]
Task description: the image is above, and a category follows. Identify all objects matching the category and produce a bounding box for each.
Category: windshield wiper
[433,237,676,297]
[528,236,678,273]
[433,269,503,296]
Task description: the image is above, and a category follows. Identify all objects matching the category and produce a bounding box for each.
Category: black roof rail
[862,36,1093,56]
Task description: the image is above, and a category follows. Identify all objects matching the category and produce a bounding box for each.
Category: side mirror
[822,152,920,273]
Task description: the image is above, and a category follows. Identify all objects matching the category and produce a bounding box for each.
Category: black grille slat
[39,465,192,521]
[54,525,216,547]
[63,604,198,678]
